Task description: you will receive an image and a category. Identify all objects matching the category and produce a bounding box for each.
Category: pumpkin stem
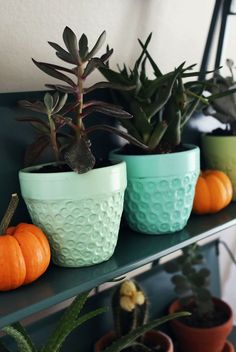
[0,194,19,235]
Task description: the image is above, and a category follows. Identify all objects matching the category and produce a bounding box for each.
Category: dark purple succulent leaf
[44,92,54,112]
[24,135,50,167]
[84,81,135,94]
[17,116,50,133]
[85,124,149,150]
[48,41,76,64]
[82,101,132,119]
[86,30,106,61]
[18,100,47,114]
[32,59,76,87]
[100,47,113,63]
[79,33,89,61]
[37,61,75,75]
[82,58,107,79]
[63,26,80,65]
[45,84,77,94]
[63,136,95,173]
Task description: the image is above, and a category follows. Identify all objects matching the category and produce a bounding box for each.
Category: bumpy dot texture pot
[110,145,200,234]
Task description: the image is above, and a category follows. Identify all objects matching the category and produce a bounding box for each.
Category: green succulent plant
[102,279,189,352]
[164,243,215,326]
[100,33,229,154]
[204,59,236,134]
[19,27,146,173]
[0,291,106,352]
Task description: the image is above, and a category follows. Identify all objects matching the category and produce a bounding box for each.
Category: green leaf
[86,30,106,60]
[102,312,190,352]
[138,37,162,77]
[2,326,33,352]
[48,41,76,64]
[63,26,80,64]
[53,93,68,114]
[32,59,76,87]
[44,93,54,113]
[99,66,133,85]
[12,323,37,352]
[147,121,168,150]
[135,33,152,71]
[79,33,89,61]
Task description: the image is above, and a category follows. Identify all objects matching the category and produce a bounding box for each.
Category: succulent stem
[0,194,19,235]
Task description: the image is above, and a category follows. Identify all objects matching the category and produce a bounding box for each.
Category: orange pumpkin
[0,223,51,291]
[193,170,233,214]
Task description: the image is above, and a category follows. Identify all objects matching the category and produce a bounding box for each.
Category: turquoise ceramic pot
[19,161,127,267]
[110,145,200,235]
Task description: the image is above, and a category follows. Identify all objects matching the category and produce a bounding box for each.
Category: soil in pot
[95,330,173,352]
[118,143,188,156]
[30,159,114,173]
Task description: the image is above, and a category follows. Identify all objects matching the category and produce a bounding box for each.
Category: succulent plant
[19,27,146,173]
[100,33,230,154]
[164,243,215,324]
[204,59,236,134]
[0,291,106,352]
[103,279,189,352]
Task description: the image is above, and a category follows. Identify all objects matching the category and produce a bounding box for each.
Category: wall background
[0,0,236,322]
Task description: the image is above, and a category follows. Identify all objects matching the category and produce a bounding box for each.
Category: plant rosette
[95,330,174,352]
[19,161,126,267]
[110,144,200,235]
[201,134,236,200]
[168,298,233,352]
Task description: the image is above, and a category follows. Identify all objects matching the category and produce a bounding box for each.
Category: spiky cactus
[0,291,106,352]
[112,280,148,339]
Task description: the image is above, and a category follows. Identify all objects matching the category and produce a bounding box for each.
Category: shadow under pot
[19,161,127,267]
[110,144,200,235]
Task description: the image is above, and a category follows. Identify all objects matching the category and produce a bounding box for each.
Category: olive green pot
[202,134,236,200]
[19,161,127,267]
[110,144,200,235]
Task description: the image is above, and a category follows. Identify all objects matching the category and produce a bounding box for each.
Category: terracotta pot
[95,330,174,352]
[169,298,233,352]
[223,340,235,352]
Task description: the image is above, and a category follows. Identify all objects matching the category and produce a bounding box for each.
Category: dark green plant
[164,243,214,324]
[204,59,236,134]
[19,27,146,173]
[0,291,106,352]
[104,279,189,352]
[100,33,230,154]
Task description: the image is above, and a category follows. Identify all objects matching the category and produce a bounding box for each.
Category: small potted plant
[201,59,236,200]
[165,243,234,352]
[95,279,188,352]
[100,34,226,235]
[0,291,106,351]
[18,27,145,267]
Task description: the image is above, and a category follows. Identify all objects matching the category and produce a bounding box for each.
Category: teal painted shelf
[1,203,236,329]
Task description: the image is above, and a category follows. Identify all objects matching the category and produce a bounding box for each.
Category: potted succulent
[164,243,233,352]
[18,27,145,267]
[0,291,106,352]
[201,59,236,199]
[95,279,189,352]
[99,33,225,235]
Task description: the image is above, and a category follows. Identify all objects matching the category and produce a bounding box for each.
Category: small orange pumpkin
[193,170,233,214]
[0,194,51,291]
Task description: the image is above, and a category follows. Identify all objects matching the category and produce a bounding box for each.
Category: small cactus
[112,280,148,338]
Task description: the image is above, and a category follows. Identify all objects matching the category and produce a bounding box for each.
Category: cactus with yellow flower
[112,280,148,340]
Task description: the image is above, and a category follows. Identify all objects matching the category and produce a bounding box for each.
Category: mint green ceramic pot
[110,145,200,235]
[19,162,126,267]
[202,134,236,200]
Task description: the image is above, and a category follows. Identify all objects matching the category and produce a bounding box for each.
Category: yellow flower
[119,280,146,312]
